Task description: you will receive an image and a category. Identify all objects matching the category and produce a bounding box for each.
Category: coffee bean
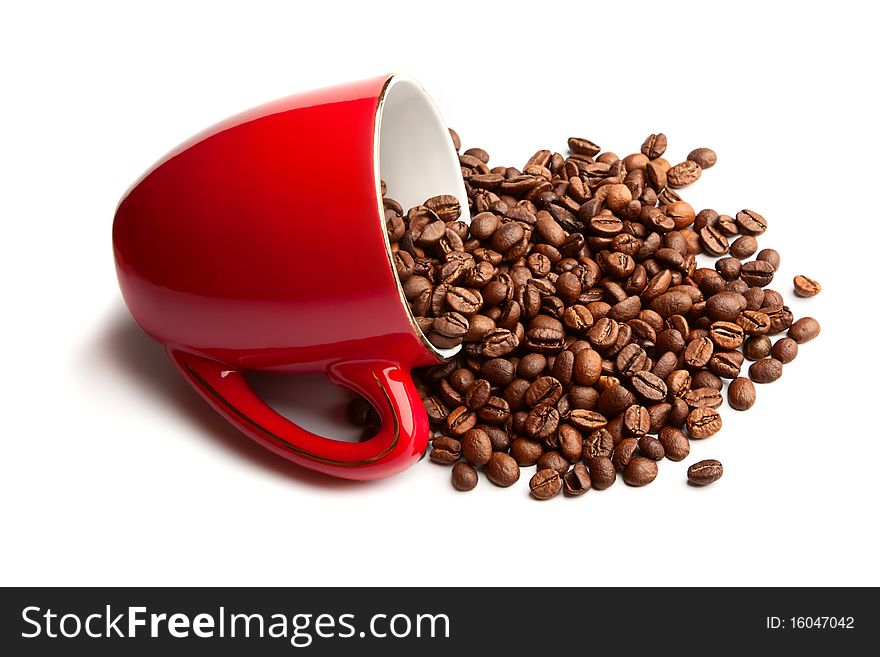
[461,428,492,466]
[447,286,483,314]
[525,376,564,407]
[686,407,722,438]
[709,350,744,378]
[687,148,717,169]
[683,337,714,368]
[736,310,771,335]
[771,337,798,363]
[623,457,659,486]
[706,292,747,321]
[430,436,462,464]
[756,248,780,270]
[451,462,478,491]
[530,468,563,500]
[687,459,723,486]
[736,209,767,235]
[480,328,519,357]
[464,379,491,410]
[446,406,477,436]
[730,235,758,259]
[568,137,601,156]
[749,357,783,383]
[477,395,511,424]
[728,377,756,411]
[537,450,570,475]
[568,409,608,432]
[740,260,775,287]
[485,452,520,487]
[612,438,639,470]
[650,290,693,317]
[699,225,729,256]
[524,403,560,439]
[632,371,668,402]
[667,161,702,188]
[659,426,690,461]
[624,404,651,437]
[425,194,461,222]
[639,436,665,461]
[641,133,668,159]
[684,387,723,409]
[563,463,592,496]
[599,383,638,416]
[793,275,821,297]
[588,456,617,490]
[709,321,744,349]
[691,370,723,391]
[743,335,772,360]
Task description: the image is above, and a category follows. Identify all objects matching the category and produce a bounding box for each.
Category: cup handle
[169,350,430,480]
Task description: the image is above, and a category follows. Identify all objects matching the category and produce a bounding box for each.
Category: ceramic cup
[113,74,469,480]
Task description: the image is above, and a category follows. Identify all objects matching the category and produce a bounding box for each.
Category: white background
[2,0,878,587]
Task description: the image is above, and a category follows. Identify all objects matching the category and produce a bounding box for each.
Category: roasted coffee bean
[446,406,477,436]
[563,305,595,334]
[728,377,756,411]
[789,317,820,343]
[687,148,717,169]
[706,292,747,321]
[749,357,783,383]
[623,404,651,437]
[451,462,478,491]
[430,436,462,464]
[659,426,690,461]
[463,379,492,411]
[730,235,758,259]
[517,352,546,380]
[771,337,798,363]
[477,396,511,424]
[793,275,821,297]
[699,225,729,256]
[568,409,608,431]
[524,404,560,439]
[641,133,668,159]
[687,459,723,486]
[599,384,638,416]
[461,428,492,466]
[588,456,617,490]
[557,424,583,462]
[743,335,772,360]
[666,369,692,399]
[612,438,639,470]
[615,343,648,377]
[448,368,476,394]
[687,407,722,438]
[536,450,571,475]
[530,468,563,500]
[510,437,543,467]
[709,321,744,349]
[714,256,741,281]
[639,436,665,461]
[485,452,520,487]
[736,209,767,235]
[623,457,659,486]
[683,337,714,368]
[709,350,744,378]
[573,348,603,385]
[756,248,781,270]
[480,328,519,357]
[740,260,775,287]
[568,136,601,156]
[736,310,771,335]
[584,428,614,459]
[766,305,795,334]
[667,161,702,188]
[563,463,592,496]
[631,371,668,402]
[650,290,693,317]
[446,286,483,314]
[525,376,564,407]
[681,382,722,407]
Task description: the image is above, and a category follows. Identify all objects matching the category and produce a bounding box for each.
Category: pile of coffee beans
[355,130,821,499]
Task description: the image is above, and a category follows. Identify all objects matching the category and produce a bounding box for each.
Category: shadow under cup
[113,73,469,480]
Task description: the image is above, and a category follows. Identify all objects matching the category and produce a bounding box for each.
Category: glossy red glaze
[113,75,443,480]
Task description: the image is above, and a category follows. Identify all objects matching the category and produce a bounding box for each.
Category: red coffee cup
[113,74,468,480]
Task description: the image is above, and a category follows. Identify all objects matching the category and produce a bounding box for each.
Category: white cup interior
[377,75,470,360]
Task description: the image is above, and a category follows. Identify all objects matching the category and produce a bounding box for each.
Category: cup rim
[373,73,470,362]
